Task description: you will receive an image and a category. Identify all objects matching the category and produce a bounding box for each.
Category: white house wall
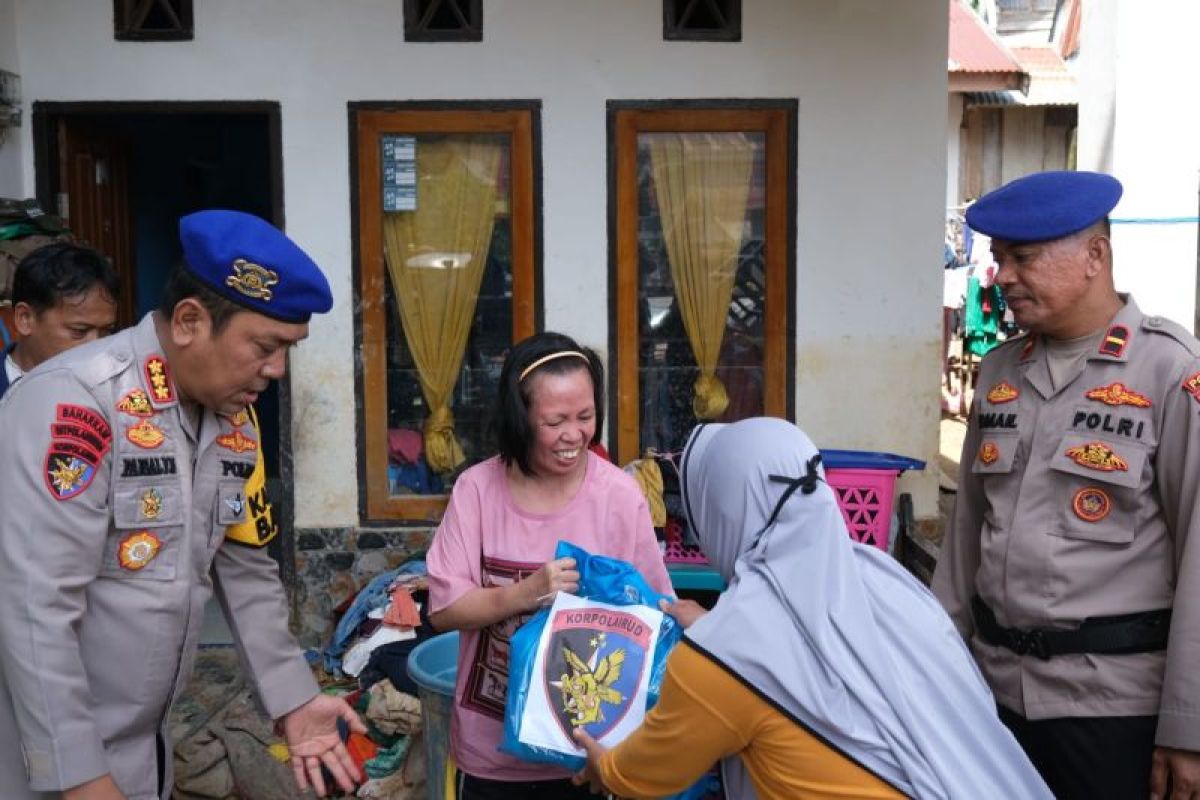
[1079,0,1200,332]
[8,0,947,524]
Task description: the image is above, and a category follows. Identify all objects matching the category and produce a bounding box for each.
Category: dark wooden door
[57,119,137,326]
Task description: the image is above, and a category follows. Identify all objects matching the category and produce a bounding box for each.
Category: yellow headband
[518,350,589,382]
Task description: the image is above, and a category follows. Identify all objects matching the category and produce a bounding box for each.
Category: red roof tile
[949,0,1024,75]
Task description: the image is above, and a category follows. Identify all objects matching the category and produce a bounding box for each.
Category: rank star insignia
[1065,442,1129,472]
[127,419,166,449]
[144,356,175,404]
[986,382,1019,404]
[1085,382,1152,408]
[1072,487,1112,522]
[226,258,279,301]
[141,487,163,520]
[116,389,155,417]
[978,441,1000,465]
[216,430,258,453]
[118,531,161,571]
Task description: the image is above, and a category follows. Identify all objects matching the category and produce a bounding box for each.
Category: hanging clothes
[964,274,1004,357]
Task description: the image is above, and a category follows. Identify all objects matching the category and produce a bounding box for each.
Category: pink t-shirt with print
[427,452,672,782]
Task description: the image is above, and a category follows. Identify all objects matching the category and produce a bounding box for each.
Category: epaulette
[981,331,1032,362]
[1142,316,1200,358]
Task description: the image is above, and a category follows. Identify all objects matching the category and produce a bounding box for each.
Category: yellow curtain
[648,133,756,420]
[382,136,503,474]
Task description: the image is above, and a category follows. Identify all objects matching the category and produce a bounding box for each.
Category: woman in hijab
[573,417,1051,799]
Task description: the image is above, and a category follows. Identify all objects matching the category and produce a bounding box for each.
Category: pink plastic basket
[824,467,899,550]
[663,539,710,565]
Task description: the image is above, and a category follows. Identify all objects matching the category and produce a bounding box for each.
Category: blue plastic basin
[407,631,459,800]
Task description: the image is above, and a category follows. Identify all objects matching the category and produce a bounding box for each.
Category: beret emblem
[226,259,280,302]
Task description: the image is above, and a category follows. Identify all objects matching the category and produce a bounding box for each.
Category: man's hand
[62,775,126,800]
[571,729,611,795]
[281,694,367,797]
[660,597,708,629]
[1151,746,1200,800]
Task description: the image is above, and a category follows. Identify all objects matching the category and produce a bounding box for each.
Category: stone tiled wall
[292,526,434,648]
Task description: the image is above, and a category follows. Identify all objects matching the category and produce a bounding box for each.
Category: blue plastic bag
[501,541,681,770]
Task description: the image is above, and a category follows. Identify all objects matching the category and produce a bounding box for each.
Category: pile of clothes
[321,561,438,798]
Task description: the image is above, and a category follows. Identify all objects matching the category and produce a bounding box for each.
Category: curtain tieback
[630,456,667,527]
[423,405,466,474]
[692,373,730,420]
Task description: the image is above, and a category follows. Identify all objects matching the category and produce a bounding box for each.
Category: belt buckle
[1013,629,1050,660]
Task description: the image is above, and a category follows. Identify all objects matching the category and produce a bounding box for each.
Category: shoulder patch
[1143,316,1200,358]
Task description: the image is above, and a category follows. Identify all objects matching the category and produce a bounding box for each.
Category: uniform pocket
[113,481,184,529]
[216,481,248,526]
[1049,434,1144,545]
[970,432,1020,475]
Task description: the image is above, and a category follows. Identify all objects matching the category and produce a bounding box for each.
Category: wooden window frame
[403,0,483,43]
[113,0,194,42]
[663,0,742,42]
[608,101,796,466]
[352,102,540,522]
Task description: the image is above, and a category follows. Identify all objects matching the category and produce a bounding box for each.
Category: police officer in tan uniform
[933,171,1200,799]
[0,211,365,800]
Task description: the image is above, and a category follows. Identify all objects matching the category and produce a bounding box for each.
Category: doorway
[31,102,295,598]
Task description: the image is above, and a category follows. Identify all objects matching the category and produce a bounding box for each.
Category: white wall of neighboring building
[947,93,964,210]
[0,0,22,196]
[1079,0,1200,331]
[8,0,948,525]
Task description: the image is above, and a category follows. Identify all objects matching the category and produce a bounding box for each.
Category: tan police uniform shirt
[0,314,318,799]
[933,296,1200,751]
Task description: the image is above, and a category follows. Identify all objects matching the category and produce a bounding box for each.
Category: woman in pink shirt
[427,331,672,800]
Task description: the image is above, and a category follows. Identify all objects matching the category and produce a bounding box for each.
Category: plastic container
[407,631,459,800]
[821,449,926,550]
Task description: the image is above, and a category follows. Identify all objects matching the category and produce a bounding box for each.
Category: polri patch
[1065,442,1128,472]
[141,487,164,520]
[118,531,161,571]
[224,409,250,428]
[1085,382,1151,408]
[1183,371,1200,404]
[116,389,155,417]
[55,404,112,444]
[143,355,175,404]
[1072,488,1111,522]
[216,430,258,453]
[986,382,1019,404]
[978,441,1000,465]
[44,449,99,501]
[50,422,110,456]
[126,419,166,449]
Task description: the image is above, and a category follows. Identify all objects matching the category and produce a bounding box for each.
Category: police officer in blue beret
[0,211,364,799]
[934,172,1200,798]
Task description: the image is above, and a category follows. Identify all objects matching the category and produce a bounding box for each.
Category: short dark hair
[158,261,246,334]
[12,242,120,313]
[496,331,605,477]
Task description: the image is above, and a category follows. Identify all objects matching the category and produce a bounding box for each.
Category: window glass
[380,134,512,497]
[635,132,767,455]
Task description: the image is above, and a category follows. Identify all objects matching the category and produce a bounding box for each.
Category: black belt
[971,596,1171,660]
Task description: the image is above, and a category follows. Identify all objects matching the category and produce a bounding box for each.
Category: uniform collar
[130,313,179,410]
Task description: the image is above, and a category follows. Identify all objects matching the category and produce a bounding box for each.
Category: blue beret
[179,210,333,323]
[965,171,1123,243]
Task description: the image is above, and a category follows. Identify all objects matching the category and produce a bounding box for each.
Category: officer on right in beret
[933,171,1200,798]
